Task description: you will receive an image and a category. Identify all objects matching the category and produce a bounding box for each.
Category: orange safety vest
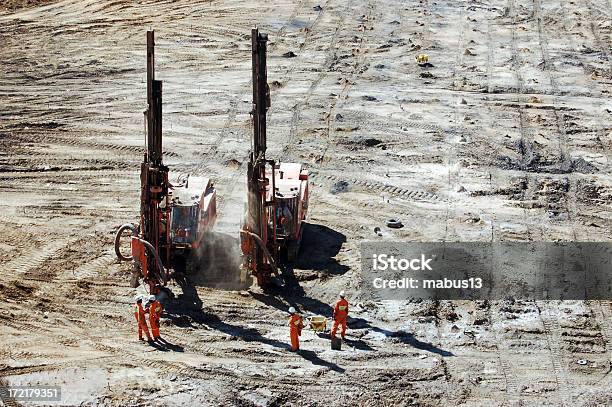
[134,304,147,323]
[149,300,163,319]
[334,298,349,319]
[289,314,303,333]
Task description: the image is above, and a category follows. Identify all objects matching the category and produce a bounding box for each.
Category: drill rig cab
[115,31,217,293]
[240,28,310,287]
[268,163,309,261]
[167,176,217,251]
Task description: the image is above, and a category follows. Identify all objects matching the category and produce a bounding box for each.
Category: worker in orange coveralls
[134,296,152,342]
[288,307,303,352]
[147,295,163,341]
[331,291,349,340]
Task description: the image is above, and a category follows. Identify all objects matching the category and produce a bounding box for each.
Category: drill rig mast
[138,30,170,292]
[241,28,309,287]
[242,28,277,286]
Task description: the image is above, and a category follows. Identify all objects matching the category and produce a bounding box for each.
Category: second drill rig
[240,29,310,287]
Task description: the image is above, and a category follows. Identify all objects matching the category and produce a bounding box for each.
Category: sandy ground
[1,0,611,406]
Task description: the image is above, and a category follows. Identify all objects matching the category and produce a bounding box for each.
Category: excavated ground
[1,0,611,406]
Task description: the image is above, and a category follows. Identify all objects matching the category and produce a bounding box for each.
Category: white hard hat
[148,295,156,302]
[339,291,345,298]
[288,306,296,314]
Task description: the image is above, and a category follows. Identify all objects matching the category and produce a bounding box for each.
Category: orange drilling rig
[114,31,217,293]
[240,28,309,287]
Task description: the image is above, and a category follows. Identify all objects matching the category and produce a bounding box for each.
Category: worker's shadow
[148,338,185,353]
[165,285,346,373]
[297,350,345,373]
[349,317,454,357]
[196,311,345,373]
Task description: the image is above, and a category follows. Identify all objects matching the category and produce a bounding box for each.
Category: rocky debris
[498,138,598,174]
[330,180,350,194]
[340,136,383,149]
[281,51,297,58]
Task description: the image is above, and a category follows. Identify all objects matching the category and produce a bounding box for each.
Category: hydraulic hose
[114,223,168,284]
[114,223,137,261]
[133,237,168,284]
[240,230,279,276]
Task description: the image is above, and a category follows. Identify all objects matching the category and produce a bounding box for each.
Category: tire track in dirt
[313,0,376,164]
[200,0,327,169]
[71,250,118,279]
[533,0,577,240]
[584,0,612,61]
[507,0,536,242]
[538,302,570,404]
[443,0,467,242]
[215,0,346,228]
[311,172,444,202]
[3,238,77,276]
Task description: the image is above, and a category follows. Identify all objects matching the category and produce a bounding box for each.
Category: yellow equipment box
[309,316,327,332]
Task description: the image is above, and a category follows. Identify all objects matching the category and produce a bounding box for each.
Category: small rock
[459,98,468,105]
[464,48,476,56]
[313,5,323,11]
[282,51,297,58]
[362,95,378,102]
[456,185,466,192]
[330,180,350,194]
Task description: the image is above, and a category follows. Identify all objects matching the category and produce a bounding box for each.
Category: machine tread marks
[311,172,444,202]
[3,238,76,276]
[9,133,179,158]
[538,304,570,404]
[73,251,118,279]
